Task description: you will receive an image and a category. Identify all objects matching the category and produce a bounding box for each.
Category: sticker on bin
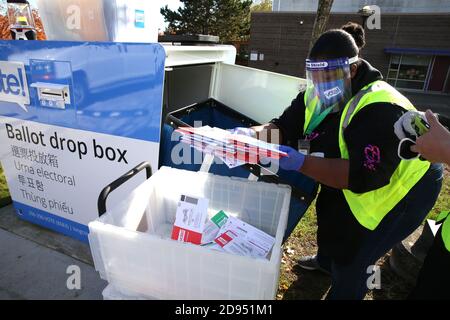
[171,195,209,245]
[201,210,229,244]
[214,216,275,259]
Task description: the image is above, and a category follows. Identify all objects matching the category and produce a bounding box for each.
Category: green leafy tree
[161,0,253,42]
[0,1,8,16]
[251,0,272,12]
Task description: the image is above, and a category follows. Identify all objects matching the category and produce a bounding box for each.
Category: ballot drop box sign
[0,41,165,242]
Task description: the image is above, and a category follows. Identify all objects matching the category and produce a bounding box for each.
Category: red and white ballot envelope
[171,195,209,245]
[213,216,275,259]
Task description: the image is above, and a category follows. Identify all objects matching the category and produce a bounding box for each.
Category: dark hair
[341,22,366,50]
[309,29,360,60]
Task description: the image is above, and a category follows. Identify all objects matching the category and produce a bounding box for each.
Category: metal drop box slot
[30,82,71,109]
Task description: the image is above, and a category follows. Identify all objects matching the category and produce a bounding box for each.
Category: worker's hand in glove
[228,127,257,138]
[278,145,306,171]
[394,110,428,141]
[411,110,450,164]
[394,110,430,160]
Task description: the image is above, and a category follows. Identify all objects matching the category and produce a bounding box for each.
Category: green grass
[0,165,11,206]
[427,166,450,220]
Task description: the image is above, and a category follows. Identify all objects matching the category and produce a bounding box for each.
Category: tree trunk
[309,0,334,52]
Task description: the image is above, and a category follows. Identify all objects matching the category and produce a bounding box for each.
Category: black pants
[317,163,443,299]
[409,224,450,300]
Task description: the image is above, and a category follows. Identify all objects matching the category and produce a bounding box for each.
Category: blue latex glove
[278,145,306,171]
[228,127,256,138]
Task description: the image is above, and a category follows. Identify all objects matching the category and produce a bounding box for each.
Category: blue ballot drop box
[0,41,165,242]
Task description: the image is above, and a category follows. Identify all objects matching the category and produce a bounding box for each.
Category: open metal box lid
[158,34,220,45]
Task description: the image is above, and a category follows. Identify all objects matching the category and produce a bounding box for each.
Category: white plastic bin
[89,166,291,300]
[102,284,150,300]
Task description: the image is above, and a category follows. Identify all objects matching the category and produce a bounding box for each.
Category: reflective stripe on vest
[303,86,317,135]
[303,80,431,230]
[437,211,450,253]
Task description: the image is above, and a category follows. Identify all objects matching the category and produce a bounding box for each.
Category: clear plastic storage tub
[89,165,291,300]
[102,284,149,300]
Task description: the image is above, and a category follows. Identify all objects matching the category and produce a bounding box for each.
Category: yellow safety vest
[303,80,430,230]
[437,211,450,252]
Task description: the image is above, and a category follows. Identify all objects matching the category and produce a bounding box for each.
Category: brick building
[249,1,450,113]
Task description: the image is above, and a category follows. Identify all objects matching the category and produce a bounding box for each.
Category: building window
[387,54,432,90]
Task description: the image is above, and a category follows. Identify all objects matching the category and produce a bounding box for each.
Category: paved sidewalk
[0,205,107,300]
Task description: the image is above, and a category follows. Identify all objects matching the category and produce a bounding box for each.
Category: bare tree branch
[309,0,334,51]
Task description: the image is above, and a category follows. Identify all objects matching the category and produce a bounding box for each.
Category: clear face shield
[305,56,358,115]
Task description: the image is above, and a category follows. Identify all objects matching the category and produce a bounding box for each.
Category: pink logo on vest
[364,145,381,171]
[306,131,320,141]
